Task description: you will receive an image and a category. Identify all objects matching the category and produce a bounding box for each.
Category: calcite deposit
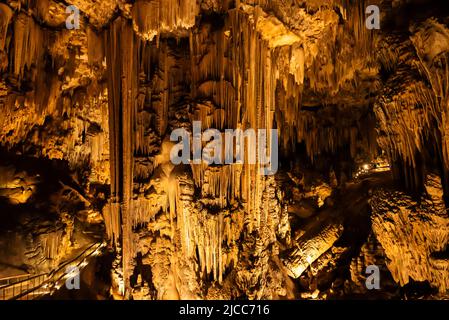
[1,0,449,300]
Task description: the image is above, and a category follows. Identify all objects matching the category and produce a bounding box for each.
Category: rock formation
[1,0,449,300]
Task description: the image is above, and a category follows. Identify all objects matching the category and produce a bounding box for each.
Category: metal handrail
[0,274,30,282]
[47,242,103,288]
[0,241,104,300]
[50,241,100,278]
[0,273,46,289]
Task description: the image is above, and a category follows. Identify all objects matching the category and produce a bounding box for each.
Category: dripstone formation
[1,0,449,300]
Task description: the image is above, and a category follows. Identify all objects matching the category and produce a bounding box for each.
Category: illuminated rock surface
[0,0,449,300]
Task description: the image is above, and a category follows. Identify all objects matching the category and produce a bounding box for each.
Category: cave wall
[1,0,449,300]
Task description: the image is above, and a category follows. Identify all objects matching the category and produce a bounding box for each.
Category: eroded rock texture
[371,175,449,293]
[1,0,449,300]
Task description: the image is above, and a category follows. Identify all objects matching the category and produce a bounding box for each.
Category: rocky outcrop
[282,213,344,279]
[371,175,449,293]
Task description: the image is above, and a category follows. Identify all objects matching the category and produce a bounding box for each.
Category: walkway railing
[0,241,105,300]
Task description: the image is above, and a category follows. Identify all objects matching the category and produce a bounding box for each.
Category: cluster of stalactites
[187,7,305,231]
[191,163,244,208]
[12,12,43,78]
[0,4,110,181]
[0,3,13,60]
[374,20,449,191]
[380,63,449,190]
[132,0,199,42]
[40,229,64,261]
[190,6,304,132]
[293,108,378,163]
[101,0,380,293]
[188,2,378,164]
[411,26,449,190]
[103,202,121,246]
[3,11,58,114]
[166,172,244,284]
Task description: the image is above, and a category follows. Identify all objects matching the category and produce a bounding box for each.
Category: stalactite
[291,108,378,162]
[12,13,44,79]
[0,3,12,54]
[167,172,244,284]
[374,21,449,192]
[105,17,140,296]
[190,164,243,208]
[188,5,304,235]
[32,222,75,272]
[87,27,104,66]
[132,0,199,42]
[308,0,374,93]
[41,230,64,260]
[152,42,170,136]
[103,203,121,246]
[190,101,226,131]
